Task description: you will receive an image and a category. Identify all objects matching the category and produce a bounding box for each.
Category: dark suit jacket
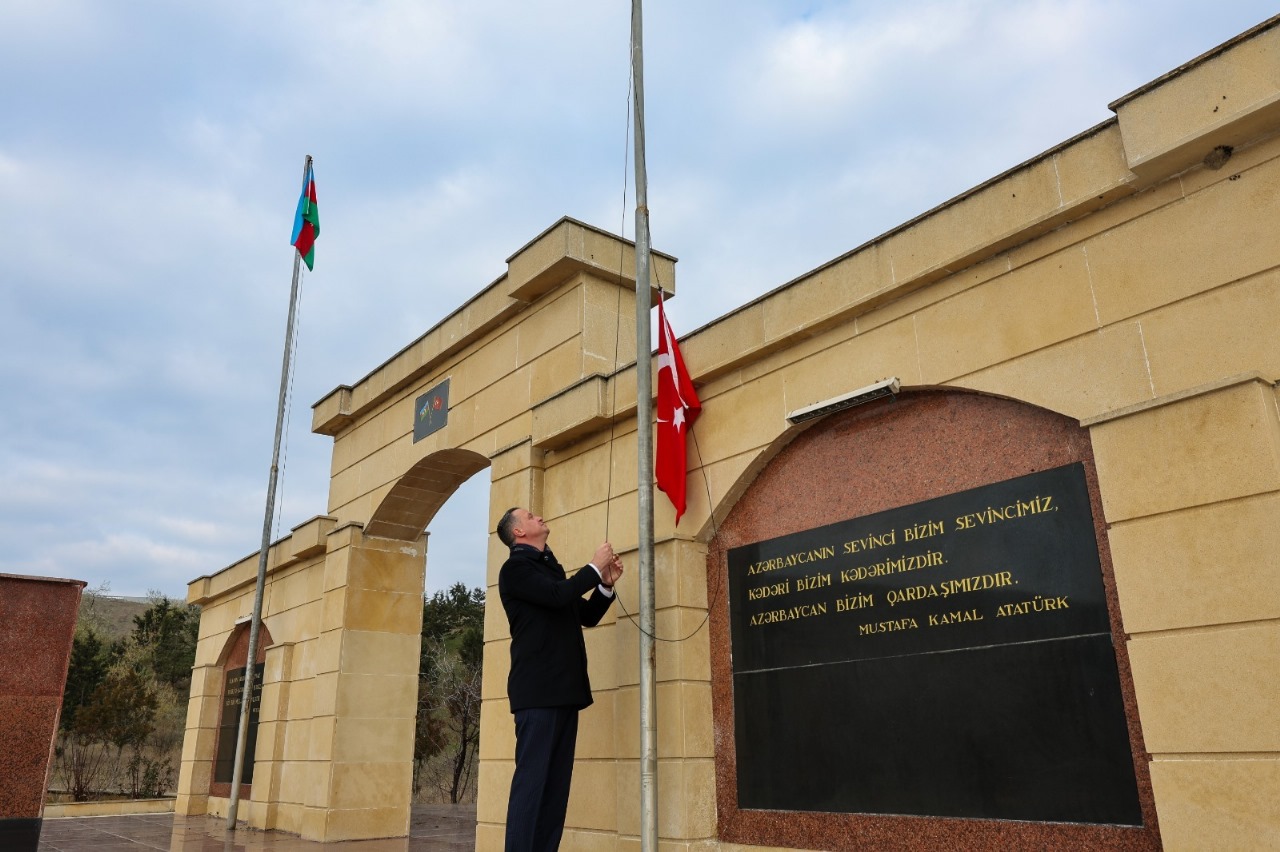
[499,543,615,712]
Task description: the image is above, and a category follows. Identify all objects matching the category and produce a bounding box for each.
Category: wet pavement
[37,804,477,851]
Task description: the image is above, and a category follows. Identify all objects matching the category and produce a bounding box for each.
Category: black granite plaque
[213,665,263,784]
[0,818,41,852]
[727,463,1141,824]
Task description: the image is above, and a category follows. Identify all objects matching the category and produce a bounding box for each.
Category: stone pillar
[609,536,716,845]
[298,524,426,842]
[247,641,295,829]
[175,664,220,815]
[1087,377,1280,847]
[0,574,85,852]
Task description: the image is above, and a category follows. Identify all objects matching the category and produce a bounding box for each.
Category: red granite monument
[0,574,85,852]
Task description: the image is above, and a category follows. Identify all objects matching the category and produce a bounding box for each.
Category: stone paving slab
[37,805,476,851]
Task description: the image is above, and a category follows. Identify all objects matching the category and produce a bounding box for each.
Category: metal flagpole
[226,153,311,830]
[630,2,659,848]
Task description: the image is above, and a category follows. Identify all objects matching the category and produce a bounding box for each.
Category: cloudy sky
[2,1,1274,601]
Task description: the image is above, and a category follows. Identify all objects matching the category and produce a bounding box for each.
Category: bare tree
[420,633,482,803]
[56,667,156,800]
[415,584,484,804]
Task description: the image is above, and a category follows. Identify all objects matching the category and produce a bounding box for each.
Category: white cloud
[20,530,212,584]
[988,0,1111,58]
[0,0,111,53]
[151,515,232,546]
[749,1,970,123]
[0,460,131,510]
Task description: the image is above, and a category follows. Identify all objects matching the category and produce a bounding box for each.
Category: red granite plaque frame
[707,390,1161,851]
[208,621,272,801]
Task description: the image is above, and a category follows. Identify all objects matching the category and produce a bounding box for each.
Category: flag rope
[599,68,722,643]
[273,265,303,544]
[605,267,723,644]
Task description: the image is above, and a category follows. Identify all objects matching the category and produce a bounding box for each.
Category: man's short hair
[496,507,522,548]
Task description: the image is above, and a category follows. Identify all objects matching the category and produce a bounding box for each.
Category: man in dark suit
[497,507,623,851]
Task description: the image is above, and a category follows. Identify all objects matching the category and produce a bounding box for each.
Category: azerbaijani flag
[290,161,319,270]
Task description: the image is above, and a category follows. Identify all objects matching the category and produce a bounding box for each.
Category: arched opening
[208,621,273,801]
[423,472,490,596]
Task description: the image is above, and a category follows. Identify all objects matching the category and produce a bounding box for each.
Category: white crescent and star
[656,327,691,432]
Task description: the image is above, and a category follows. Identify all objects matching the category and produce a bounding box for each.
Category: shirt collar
[511,543,552,560]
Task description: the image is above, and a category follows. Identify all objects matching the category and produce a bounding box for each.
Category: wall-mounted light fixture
[786,377,901,425]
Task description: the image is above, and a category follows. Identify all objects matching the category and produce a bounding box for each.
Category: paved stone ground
[37,804,477,851]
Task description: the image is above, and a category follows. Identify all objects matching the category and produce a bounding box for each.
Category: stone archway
[273,449,494,843]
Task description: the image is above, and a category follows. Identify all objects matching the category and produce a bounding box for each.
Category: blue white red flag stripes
[290,162,319,270]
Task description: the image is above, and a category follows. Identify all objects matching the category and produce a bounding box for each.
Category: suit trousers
[506,706,579,852]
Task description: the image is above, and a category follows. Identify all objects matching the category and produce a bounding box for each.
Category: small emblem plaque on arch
[414,379,450,442]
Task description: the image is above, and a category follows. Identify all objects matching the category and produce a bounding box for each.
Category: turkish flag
[655,295,701,525]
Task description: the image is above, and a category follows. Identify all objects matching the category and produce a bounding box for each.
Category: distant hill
[77,594,155,641]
